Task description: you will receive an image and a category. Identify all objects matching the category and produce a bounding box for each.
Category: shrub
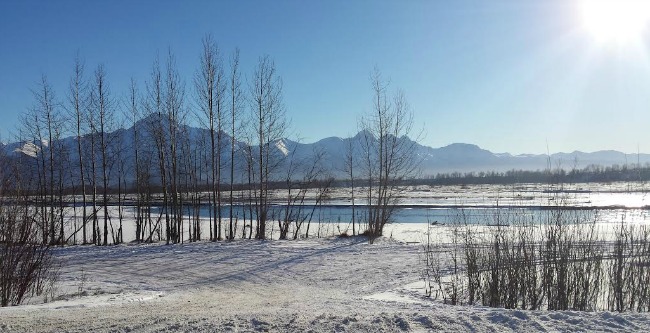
[0,202,58,306]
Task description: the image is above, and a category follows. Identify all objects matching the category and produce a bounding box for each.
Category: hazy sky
[1,0,649,154]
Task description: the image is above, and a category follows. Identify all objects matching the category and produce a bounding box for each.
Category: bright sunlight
[580,0,650,44]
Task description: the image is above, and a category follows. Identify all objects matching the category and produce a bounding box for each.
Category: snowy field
[3,182,650,332]
[3,222,650,332]
[277,182,650,208]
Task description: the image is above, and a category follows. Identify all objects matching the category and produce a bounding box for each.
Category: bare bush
[422,195,613,311]
[0,201,59,306]
[360,69,420,243]
[607,219,650,312]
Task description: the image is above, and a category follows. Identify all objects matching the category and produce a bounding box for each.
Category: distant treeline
[416,163,650,186]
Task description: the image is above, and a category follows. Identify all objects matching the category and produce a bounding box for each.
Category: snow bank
[2,232,650,332]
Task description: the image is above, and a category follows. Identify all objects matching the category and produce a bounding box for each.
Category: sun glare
[580,0,650,44]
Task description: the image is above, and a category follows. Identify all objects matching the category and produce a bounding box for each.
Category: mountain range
[3,115,650,182]
[295,137,650,175]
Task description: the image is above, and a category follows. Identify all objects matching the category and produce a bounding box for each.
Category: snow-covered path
[2,237,650,332]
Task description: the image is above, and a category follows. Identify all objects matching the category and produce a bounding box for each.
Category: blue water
[154,204,650,225]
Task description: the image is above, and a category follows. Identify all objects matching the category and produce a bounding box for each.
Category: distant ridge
[5,118,650,179]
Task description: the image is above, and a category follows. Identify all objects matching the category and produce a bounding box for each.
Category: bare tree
[21,107,48,245]
[344,136,357,236]
[144,56,170,244]
[228,48,243,240]
[111,116,128,245]
[178,123,202,242]
[249,55,287,240]
[127,78,145,242]
[86,87,99,245]
[24,75,65,245]
[53,124,70,245]
[360,69,420,243]
[43,78,62,245]
[243,137,256,240]
[67,55,89,244]
[164,50,187,244]
[195,36,226,241]
[279,147,330,240]
[89,64,114,246]
[127,78,158,243]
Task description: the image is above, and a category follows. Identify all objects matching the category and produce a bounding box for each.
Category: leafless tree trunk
[53,125,69,245]
[195,36,225,241]
[145,56,171,244]
[90,65,114,246]
[87,101,99,245]
[164,50,186,244]
[344,136,357,236]
[181,128,202,242]
[127,78,146,243]
[68,55,89,244]
[244,143,255,240]
[111,116,128,245]
[249,55,287,240]
[228,48,243,240]
[44,84,59,245]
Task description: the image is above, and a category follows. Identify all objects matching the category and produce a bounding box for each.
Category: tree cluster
[6,36,335,246]
[3,37,421,248]
[422,163,650,186]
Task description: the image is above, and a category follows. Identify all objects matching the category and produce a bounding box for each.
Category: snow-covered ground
[2,223,650,332]
[3,182,650,332]
[276,182,650,208]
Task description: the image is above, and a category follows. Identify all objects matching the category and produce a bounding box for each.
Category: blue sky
[1,0,649,154]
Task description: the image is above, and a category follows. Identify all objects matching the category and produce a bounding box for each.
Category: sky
[1,0,649,155]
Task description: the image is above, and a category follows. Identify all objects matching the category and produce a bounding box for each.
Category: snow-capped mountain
[4,114,650,185]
